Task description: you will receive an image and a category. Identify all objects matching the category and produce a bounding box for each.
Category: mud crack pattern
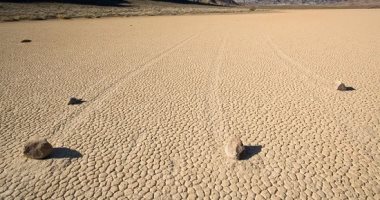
[0,10,379,199]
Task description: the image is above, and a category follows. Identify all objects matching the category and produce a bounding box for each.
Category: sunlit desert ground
[0,9,379,199]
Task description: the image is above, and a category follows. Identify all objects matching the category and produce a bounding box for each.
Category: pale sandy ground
[0,9,379,199]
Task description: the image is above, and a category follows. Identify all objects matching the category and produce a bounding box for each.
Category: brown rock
[68,97,85,105]
[23,138,53,159]
[225,136,245,160]
[336,81,347,91]
[21,39,32,43]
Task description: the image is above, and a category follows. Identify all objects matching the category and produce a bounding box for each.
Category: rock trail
[50,32,202,139]
[0,10,379,199]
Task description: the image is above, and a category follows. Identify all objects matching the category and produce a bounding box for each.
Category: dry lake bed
[0,9,379,199]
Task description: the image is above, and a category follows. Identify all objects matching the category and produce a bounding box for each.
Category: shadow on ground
[240,145,262,160]
[49,147,82,159]
[345,86,355,91]
[68,97,86,105]
[21,39,32,43]
[0,0,131,7]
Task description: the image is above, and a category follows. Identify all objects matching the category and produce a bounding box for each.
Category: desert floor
[0,9,379,199]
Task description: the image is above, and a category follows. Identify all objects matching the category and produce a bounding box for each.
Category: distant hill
[193,0,238,5]
[234,0,380,5]
[181,0,380,6]
[1,0,379,22]
[1,0,377,6]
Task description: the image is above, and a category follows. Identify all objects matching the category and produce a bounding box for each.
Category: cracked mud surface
[0,9,379,199]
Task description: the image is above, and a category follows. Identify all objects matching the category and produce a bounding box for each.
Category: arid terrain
[0,9,379,199]
[1,0,380,22]
[0,0,251,22]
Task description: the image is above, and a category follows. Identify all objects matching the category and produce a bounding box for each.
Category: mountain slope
[235,0,380,5]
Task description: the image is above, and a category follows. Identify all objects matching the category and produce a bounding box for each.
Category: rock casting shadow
[21,39,32,43]
[49,147,82,159]
[68,97,86,105]
[240,145,262,160]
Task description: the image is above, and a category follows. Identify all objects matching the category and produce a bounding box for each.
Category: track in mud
[0,10,379,199]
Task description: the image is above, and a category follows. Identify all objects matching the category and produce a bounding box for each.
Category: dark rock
[336,81,347,91]
[24,138,53,159]
[68,97,85,105]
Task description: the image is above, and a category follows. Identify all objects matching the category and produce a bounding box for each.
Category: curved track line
[211,36,226,132]
[262,34,380,156]
[207,33,228,163]
[263,34,334,92]
[51,32,201,135]
[89,32,201,103]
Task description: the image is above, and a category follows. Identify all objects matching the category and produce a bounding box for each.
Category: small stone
[23,138,53,159]
[225,136,245,160]
[21,39,32,43]
[68,97,85,105]
[336,81,347,91]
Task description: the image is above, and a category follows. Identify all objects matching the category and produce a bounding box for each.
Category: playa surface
[0,9,379,199]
